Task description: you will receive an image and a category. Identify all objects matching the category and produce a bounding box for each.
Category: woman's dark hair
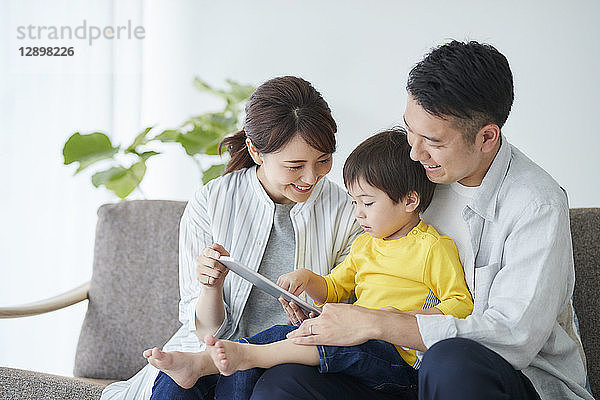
[219,76,337,174]
[343,127,435,214]
[407,40,514,143]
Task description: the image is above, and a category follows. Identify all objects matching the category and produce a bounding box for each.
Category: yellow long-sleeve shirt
[321,220,473,367]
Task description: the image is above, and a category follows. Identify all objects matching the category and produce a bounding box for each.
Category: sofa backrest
[570,208,599,396]
[73,200,187,380]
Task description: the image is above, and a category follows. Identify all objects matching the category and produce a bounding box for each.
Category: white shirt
[423,182,475,291]
[101,166,361,400]
[419,137,592,400]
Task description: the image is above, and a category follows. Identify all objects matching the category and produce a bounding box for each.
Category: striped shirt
[179,165,361,341]
[101,165,361,400]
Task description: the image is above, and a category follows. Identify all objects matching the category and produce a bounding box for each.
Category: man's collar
[468,136,511,221]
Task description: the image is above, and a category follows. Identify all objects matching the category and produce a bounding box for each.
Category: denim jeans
[151,324,416,399]
[151,371,218,400]
[418,338,541,400]
[317,338,418,394]
[149,325,293,400]
[246,325,417,396]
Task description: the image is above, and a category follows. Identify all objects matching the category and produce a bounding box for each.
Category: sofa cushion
[73,200,186,380]
[570,208,599,396]
[0,366,106,400]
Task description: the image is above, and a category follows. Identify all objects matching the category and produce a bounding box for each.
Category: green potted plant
[62,77,254,199]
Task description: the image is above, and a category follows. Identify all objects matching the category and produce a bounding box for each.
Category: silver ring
[309,324,314,335]
[207,276,213,285]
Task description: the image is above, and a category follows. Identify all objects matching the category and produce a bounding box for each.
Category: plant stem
[192,156,204,174]
[136,185,148,199]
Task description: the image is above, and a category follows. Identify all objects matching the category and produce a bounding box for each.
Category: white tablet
[218,256,322,316]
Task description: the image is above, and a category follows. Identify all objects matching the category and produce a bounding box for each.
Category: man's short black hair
[407,40,514,142]
[343,128,435,214]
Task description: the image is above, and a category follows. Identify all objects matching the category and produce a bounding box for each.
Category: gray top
[235,202,295,339]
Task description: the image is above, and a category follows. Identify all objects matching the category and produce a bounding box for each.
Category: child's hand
[279,297,312,326]
[277,268,326,326]
[277,268,312,296]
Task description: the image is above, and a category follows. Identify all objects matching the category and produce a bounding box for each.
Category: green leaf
[205,142,222,156]
[193,77,227,99]
[91,166,127,188]
[193,77,254,114]
[63,132,119,173]
[177,124,222,156]
[140,151,160,161]
[126,126,154,153]
[91,161,146,199]
[225,79,255,103]
[185,113,238,138]
[154,129,180,143]
[202,163,226,184]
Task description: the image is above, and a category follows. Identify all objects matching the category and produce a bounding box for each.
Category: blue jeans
[150,325,292,400]
[418,338,541,400]
[316,336,418,393]
[250,338,541,400]
[239,325,417,396]
[150,324,417,399]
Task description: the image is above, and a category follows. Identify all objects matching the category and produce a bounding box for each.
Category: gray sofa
[0,201,598,399]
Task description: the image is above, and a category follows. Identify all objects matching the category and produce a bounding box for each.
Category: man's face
[404,95,489,187]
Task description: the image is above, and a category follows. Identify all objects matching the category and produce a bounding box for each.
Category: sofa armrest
[0,366,108,400]
[0,281,90,318]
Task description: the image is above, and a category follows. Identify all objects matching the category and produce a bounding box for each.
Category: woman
[101,76,361,400]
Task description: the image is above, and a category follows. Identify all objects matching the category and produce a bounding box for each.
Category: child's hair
[343,127,435,213]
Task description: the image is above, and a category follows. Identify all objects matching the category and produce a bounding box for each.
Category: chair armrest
[0,281,90,319]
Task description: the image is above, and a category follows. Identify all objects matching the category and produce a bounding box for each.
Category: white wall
[1,0,598,377]
[141,0,600,206]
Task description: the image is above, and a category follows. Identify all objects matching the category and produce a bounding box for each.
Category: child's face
[348,179,420,240]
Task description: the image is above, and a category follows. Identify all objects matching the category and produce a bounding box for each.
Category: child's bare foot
[143,347,217,389]
[205,336,251,376]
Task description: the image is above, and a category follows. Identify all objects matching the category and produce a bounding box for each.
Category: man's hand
[286,303,377,346]
[286,303,427,351]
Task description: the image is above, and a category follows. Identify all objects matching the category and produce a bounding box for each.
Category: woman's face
[251,134,333,204]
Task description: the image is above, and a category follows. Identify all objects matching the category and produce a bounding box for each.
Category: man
[252,41,593,400]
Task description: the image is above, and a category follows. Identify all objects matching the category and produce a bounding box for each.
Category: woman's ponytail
[219,129,255,174]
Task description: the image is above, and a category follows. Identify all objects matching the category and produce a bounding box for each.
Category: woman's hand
[193,244,230,338]
[196,243,230,289]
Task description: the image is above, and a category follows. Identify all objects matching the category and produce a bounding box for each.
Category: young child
[144,128,474,394]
